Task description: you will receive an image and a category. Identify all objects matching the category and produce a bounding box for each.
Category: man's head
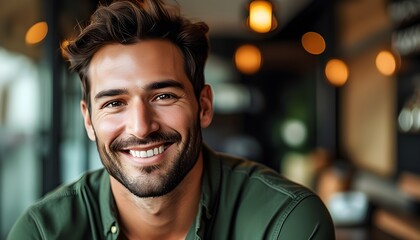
[62,0,213,198]
[62,0,209,111]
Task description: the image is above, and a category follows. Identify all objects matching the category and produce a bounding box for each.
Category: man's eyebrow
[145,80,184,91]
[94,89,129,100]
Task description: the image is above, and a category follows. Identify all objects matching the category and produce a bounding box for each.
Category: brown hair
[62,0,209,110]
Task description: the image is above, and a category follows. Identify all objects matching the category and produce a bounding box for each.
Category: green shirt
[8,145,335,239]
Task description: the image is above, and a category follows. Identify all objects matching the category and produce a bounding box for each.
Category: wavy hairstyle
[62,0,209,110]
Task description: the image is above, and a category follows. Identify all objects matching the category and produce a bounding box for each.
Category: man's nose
[126,101,159,138]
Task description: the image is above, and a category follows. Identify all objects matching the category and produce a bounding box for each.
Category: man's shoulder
[23,168,108,223]
[216,152,314,200]
[35,168,106,207]
[210,151,335,239]
[7,169,109,239]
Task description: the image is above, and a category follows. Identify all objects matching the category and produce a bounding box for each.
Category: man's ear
[80,101,96,141]
[199,84,213,128]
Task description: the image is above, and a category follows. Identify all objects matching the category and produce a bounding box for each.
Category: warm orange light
[234,44,262,74]
[301,32,326,55]
[376,50,398,76]
[325,59,349,86]
[26,21,48,45]
[249,1,273,33]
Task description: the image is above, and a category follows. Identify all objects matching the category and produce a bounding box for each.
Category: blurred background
[1,0,420,239]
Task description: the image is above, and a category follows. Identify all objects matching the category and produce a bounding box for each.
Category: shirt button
[111,225,118,234]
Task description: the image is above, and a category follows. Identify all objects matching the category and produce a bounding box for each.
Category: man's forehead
[88,41,185,80]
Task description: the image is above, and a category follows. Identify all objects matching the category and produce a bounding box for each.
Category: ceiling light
[247,0,277,33]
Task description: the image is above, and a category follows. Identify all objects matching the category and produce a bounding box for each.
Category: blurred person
[7,0,335,239]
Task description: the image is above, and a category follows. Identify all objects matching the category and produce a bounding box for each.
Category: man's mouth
[128,144,168,158]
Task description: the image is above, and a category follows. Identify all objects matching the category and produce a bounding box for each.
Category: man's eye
[104,101,124,108]
[155,94,177,101]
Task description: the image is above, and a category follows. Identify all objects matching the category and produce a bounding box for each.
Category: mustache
[110,131,181,151]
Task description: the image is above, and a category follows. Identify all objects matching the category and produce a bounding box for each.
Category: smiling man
[86,41,209,203]
[7,0,335,239]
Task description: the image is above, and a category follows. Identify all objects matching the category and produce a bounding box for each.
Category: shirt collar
[98,170,119,237]
[190,144,222,239]
[200,144,222,220]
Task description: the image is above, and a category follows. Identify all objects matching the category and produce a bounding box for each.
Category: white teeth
[129,145,165,158]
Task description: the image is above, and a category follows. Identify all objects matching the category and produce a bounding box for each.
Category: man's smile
[129,145,165,158]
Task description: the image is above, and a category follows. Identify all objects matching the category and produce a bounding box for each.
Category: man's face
[81,40,212,198]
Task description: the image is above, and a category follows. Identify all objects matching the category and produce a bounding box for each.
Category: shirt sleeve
[7,210,43,240]
[277,195,336,240]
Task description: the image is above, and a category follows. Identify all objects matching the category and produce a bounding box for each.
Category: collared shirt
[7,145,335,239]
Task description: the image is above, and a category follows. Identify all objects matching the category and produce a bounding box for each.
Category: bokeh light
[25,21,48,45]
[301,31,326,55]
[249,0,273,33]
[325,59,349,87]
[376,50,398,76]
[234,44,262,74]
[281,119,307,147]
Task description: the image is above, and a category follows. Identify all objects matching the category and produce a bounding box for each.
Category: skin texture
[80,40,213,239]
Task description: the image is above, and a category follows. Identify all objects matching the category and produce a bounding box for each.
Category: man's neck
[110,156,203,240]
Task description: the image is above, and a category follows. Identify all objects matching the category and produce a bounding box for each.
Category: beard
[94,119,203,198]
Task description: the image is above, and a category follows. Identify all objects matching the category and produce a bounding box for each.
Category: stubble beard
[94,120,203,198]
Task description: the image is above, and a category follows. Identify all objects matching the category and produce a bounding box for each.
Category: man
[8,0,335,239]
